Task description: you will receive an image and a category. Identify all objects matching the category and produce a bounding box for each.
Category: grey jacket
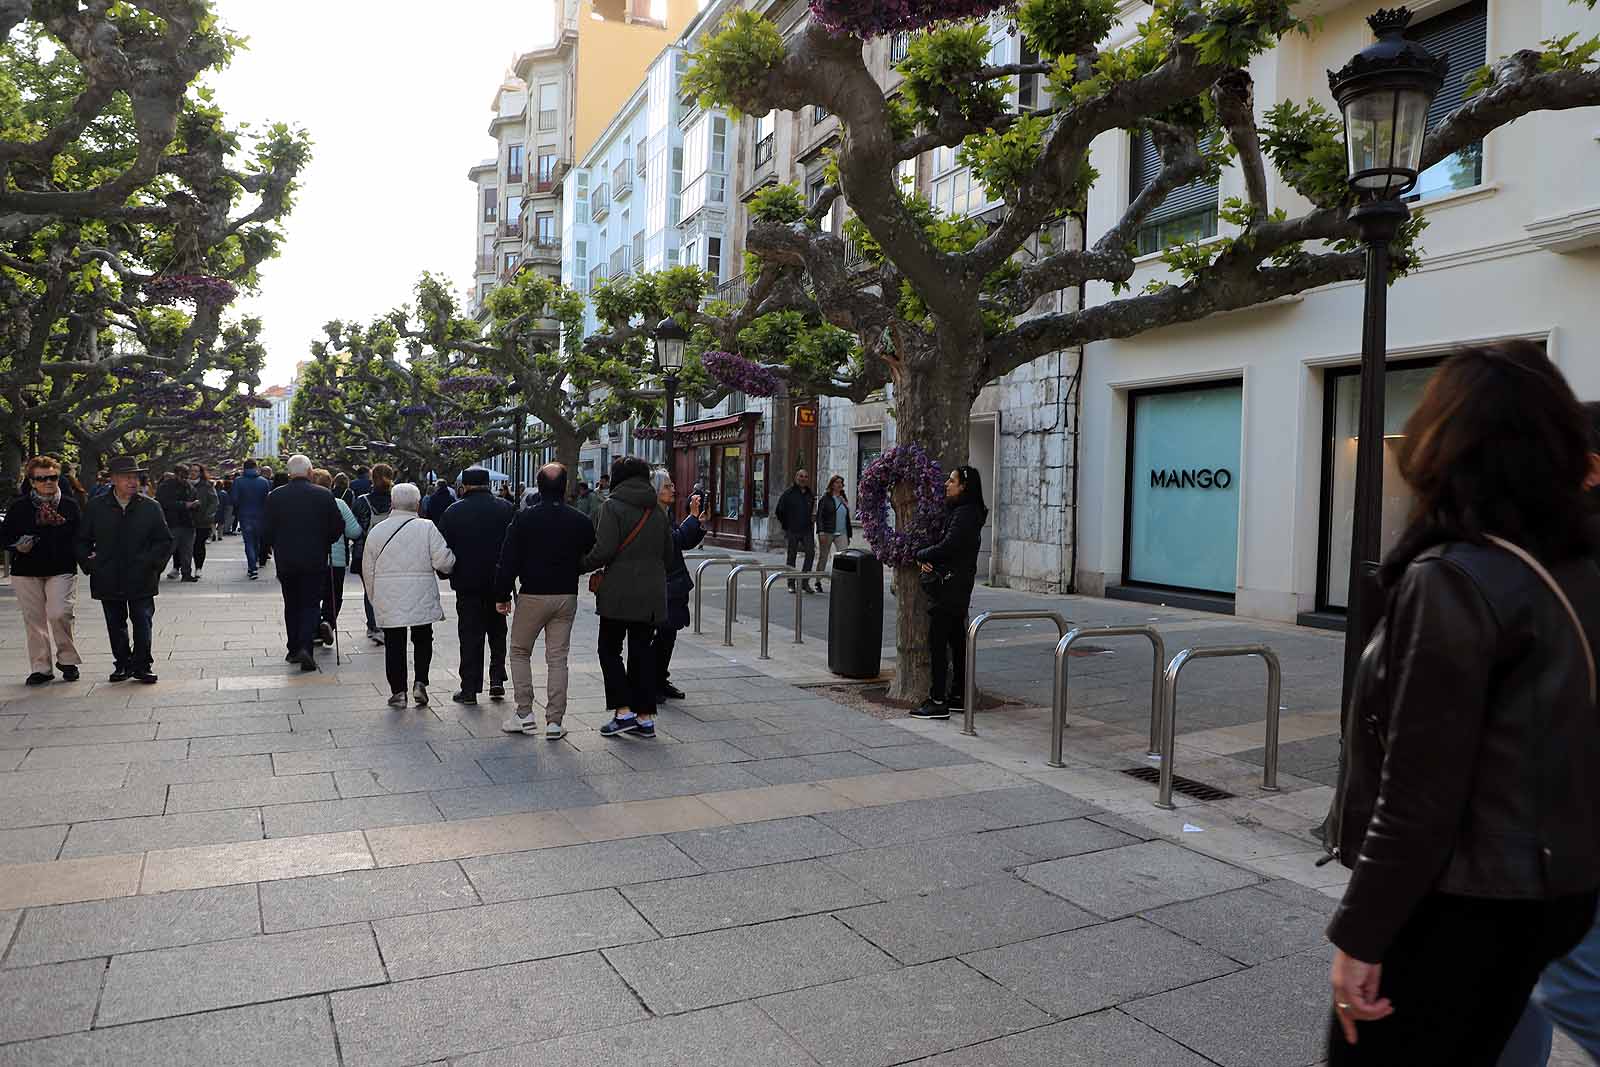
[580,475,673,624]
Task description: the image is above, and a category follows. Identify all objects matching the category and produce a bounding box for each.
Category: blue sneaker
[633,719,656,739]
[600,716,639,737]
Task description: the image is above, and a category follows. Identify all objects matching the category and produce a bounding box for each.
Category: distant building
[251,383,295,460]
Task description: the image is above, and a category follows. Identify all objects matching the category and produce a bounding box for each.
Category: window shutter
[1129,132,1217,225]
[1407,0,1487,133]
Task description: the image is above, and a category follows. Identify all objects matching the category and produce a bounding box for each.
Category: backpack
[351,492,392,563]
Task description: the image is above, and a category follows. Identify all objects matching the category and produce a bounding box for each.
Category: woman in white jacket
[361,483,455,708]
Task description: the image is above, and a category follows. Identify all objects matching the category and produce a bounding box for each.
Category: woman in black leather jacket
[1326,340,1600,1064]
[910,465,987,720]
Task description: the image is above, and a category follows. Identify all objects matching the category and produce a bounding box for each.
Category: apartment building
[251,383,294,460]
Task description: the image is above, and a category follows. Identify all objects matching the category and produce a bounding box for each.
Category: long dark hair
[951,465,989,522]
[611,455,651,486]
[1383,340,1590,583]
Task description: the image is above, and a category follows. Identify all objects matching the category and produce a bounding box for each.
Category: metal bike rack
[759,570,833,659]
[1156,644,1281,810]
[724,563,792,647]
[960,611,1072,736]
[1048,625,1166,768]
[690,556,747,635]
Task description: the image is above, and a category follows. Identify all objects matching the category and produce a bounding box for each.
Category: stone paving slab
[262,792,444,837]
[821,834,1032,898]
[909,1008,1219,1066]
[0,785,167,830]
[620,858,876,936]
[5,884,260,967]
[583,763,767,804]
[1143,880,1336,966]
[476,750,629,784]
[757,958,1053,1067]
[258,861,479,932]
[166,772,338,812]
[332,762,495,796]
[59,808,265,858]
[981,817,1142,861]
[0,824,67,864]
[461,835,702,902]
[665,815,857,871]
[741,750,890,785]
[1019,839,1260,918]
[0,957,105,1043]
[122,754,277,787]
[0,763,129,797]
[837,875,1099,965]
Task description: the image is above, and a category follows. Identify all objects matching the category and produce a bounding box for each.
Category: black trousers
[785,534,814,582]
[653,626,677,687]
[927,607,967,702]
[456,592,507,693]
[383,624,432,694]
[322,567,345,629]
[102,597,155,672]
[279,570,323,656]
[192,529,209,570]
[1327,890,1598,1066]
[598,617,656,718]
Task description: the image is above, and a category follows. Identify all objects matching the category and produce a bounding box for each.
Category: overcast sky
[208,1,556,387]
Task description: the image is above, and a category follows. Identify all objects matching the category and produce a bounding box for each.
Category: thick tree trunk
[883,339,973,703]
[552,426,583,500]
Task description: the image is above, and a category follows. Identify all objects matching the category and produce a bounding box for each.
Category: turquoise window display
[1126,383,1243,594]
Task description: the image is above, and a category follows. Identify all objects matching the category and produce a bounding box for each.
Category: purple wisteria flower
[399,403,433,417]
[437,375,504,394]
[701,351,780,398]
[857,443,945,567]
[142,275,239,306]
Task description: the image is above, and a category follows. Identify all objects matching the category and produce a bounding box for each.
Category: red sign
[794,405,817,428]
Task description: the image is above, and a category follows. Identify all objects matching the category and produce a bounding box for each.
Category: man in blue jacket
[231,458,271,579]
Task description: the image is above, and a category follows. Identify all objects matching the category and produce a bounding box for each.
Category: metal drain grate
[1119,765,1236,802]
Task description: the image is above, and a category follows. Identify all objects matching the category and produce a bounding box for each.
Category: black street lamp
[654,315,688,473]
[1328,7,1446,705]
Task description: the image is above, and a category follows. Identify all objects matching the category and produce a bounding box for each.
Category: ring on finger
[1336,1002,1352,1011]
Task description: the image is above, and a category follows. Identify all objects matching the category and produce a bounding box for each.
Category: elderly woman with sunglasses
[2,456,83,685]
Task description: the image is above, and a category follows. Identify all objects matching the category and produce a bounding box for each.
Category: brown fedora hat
[104,456,146,476]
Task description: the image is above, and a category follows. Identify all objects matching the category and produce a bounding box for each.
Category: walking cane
[328,552,342,668]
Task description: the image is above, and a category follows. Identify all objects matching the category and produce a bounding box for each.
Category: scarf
[31,489,64,527]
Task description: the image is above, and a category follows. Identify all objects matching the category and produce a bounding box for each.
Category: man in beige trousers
[494,464,596,739]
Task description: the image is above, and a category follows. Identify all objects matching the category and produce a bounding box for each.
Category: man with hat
[74,456,174,683]
[436,466,515,703]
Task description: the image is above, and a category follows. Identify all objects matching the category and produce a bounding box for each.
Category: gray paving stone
[608,739,755,772]
[462,836,703,903]
[17,739,189,769]
[0,786,168,830]
[375,887,657,980]
[0,911,17,955]
[1143,880,1336,966]
[1123,950,1333,1067]
[167,773,337,813]
[604,913,896,1014]
[1019,840,1259,918]
[429,778,603,819]
[476,750,628,784]
[0,764,128,797]
[0,958,103,1043]
[0,824,66,863]
[429,737,549,762]
[621,859,876,936]
[741,751,889,785]
[1083,811,1166,841]
[332,762,494,796]
[838,876,1100,964]
[758,958,1052,1067]
[823,834,1032,898]
[189,731,336,758]
[259,861,478,932]
[651,717,790,743]
[583,763,766,803]
[155,713,294,739]
[727,729,860,760]
[331,952,647,1067]
[859,743,978,771]
[59,808,264,858]
[908,1008,1217,1066]
[982,817,1142,861]
[17,707,152,730]
[98,923,386,1026]
[154,699,306,719]
[965,785,1107,827]
[817,793,1030,849]
[122,755,277,787]
[272,742,444,775]
[0,997,340,1067]
[6,885,259,967]
[963,916,1239,1018]
[0,723,156,748]
[836,724,924,748]
[262,792,442,837]
[666,816,857,871]
[452,1002,817,1066]
[329,721,474,747]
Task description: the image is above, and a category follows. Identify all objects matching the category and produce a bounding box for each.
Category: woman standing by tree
[2,457,83,685]
[910,467,987,720]
[814,475,852,581]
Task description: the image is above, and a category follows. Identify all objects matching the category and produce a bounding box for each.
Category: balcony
[612,159,633,198]
[531,159,571,196]
[608,245,632,280]
[507,168,524,186]
[538,108,558,132]
[497,218,523,240]
[701,275,748,312]
[636,154,647,178]
[522,235,561,266]
[590,182,610,221]
[587,264,608,292]
[754,132,774,169]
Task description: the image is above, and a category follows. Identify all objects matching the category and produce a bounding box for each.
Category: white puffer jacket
[360,513,455,629]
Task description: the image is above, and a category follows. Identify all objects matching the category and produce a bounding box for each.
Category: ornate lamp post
[654,315,688,473]
[1328,7,1446,704]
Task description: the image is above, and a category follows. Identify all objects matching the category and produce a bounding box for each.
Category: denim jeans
[1497,899,1600,1066]
[239,517,262,572]
[102,597,155,673]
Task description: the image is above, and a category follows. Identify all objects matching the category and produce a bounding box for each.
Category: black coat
[665,514,707,630]
[580,476,674,624]
[1,493,81,577]
[494,492,597,600]
[424,486,455,520]
[437,490,516,595]
[815,494,853,539]
[74,492,174,600]
[1328,541,1600,965]
[775,484,815,538]
[350,488,393,568]
[155,476,196,529]
[261,479,344,577]
[915,499,986,612]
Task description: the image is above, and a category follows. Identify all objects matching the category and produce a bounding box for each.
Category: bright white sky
[207,1,556,387]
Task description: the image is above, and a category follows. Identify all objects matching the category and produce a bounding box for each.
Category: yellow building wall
[573,0,698,161]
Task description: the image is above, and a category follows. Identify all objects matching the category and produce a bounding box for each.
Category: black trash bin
[828,550,884,678]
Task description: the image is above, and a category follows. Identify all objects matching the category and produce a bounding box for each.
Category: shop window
[856,430,882,491]
[1406,0,1487,201]
[1123,382,1242,594]
[1129,131,1217,255]
[752,454,769,515]
[720,447,746,520]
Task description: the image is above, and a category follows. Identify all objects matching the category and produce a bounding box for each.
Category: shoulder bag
[589,508,651,595]
[1486,535,1597,704]
[367,517,415,577]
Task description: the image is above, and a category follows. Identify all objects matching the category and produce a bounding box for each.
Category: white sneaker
[412,683,428,707]
[545,722,567,740]
[501,712,537,735]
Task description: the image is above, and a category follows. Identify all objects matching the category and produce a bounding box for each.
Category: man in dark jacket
[438,467,516,704]
[231,459,270,578]
[75,456,174,683]
[423,480,455,520]
[494,463,596,737]
[775,469,816,592]
[350,467,372,499]
[156,464,199,582]
[261,454,344,671]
